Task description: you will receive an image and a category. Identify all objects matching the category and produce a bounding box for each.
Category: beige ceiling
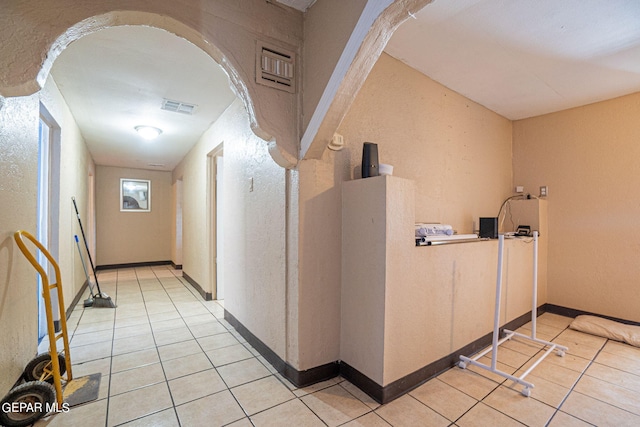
[50,0,640,172]
[385,0,640,120]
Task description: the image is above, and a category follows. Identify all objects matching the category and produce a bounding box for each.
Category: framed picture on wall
[120,178,151,212]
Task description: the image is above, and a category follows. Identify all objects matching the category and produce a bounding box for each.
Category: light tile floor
[34,266,640,426]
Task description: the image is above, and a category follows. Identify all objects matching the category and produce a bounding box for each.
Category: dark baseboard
[339,362,384,401]
[543,303,640,326]
[341,308,543,404]
[222,307,541,403]
[182,272,212,301]
[224,309,340,388]
[67,279,90,319]
[289,362,341,388]
[96,260,173,270]
[171,262,183,270]
[221,304,638,405]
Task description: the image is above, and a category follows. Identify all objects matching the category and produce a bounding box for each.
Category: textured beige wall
[173,99,287,359]
[338,53,513,229]
[300,0,435,159]
[170,179,183,267]
[341,176,414,383]
[0,94,40,396]
[296,52,513,371]
[295,153,344,369]
[342,176,543,386]
[513,92,640,323]
[95,166,172,266]
[302,0,367,131]
[0,77,92,395]
[40,76,95,310]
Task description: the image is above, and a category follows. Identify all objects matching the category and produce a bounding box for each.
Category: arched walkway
[0,5,301,167]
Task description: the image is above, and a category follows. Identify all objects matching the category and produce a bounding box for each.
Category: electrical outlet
[540,186,548,197]
[515,186,524,193]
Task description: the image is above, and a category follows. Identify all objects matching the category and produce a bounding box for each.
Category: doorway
[174,178,184,267]
[87,172,96,259]
[208,145,224,300]
[37,104,61,341]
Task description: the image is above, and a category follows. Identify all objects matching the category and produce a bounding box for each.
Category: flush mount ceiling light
[135,125,162,140]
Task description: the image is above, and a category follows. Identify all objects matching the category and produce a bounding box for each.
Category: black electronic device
[361,142,379,178]
[479,217,498,239]
[516,225,531,236]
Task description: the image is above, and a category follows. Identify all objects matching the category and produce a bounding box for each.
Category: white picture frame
[120,178,151,212]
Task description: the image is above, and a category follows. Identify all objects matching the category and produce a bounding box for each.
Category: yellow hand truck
[0,230,101,427]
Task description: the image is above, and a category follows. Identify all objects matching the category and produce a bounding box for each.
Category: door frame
[37,104,61,340]
[207,144,224,300]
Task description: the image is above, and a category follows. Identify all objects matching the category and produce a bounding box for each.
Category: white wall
[174,99,287,359]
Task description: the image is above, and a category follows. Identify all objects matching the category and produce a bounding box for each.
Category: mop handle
[72,197,103,295]
[74,235,91,286]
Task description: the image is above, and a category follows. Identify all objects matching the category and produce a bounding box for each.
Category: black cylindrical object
[361,142,379,178]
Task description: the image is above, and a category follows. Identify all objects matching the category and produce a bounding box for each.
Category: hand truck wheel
[23,353,67,383]
[0,381,56,427]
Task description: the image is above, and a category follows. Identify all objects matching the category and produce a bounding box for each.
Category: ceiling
[51,26,236,171]
[275,0,316,11]
[50,0,640,172]
[385,0,640,120]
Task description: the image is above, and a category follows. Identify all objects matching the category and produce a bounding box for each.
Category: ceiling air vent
[256,41,296,93]
[161,99,197,115]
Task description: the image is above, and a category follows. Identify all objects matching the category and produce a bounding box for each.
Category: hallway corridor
[34,266,640,426]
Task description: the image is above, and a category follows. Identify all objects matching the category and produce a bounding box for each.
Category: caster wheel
[0,381,56,427]
[521,387,532,397]
[458,361,467,369]
[556,350,565,357]
[23,353,66,383]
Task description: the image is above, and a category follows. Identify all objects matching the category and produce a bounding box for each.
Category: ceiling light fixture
[135,125,162,140]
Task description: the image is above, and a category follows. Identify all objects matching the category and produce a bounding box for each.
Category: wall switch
[540,186,548,197]
[515,186,524,193]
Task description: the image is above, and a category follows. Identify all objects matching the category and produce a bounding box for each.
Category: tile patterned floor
[34,266,640,426]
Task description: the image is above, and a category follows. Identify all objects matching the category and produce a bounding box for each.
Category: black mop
[72,197,116,308]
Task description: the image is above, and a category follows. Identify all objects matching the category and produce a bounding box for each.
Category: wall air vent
[161,99,197,115]
[256,41,296,93]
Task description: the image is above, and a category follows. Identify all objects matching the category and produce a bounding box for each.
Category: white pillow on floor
[570,315,640,348]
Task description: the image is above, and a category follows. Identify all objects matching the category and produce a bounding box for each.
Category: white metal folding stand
[458,232,568,397]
